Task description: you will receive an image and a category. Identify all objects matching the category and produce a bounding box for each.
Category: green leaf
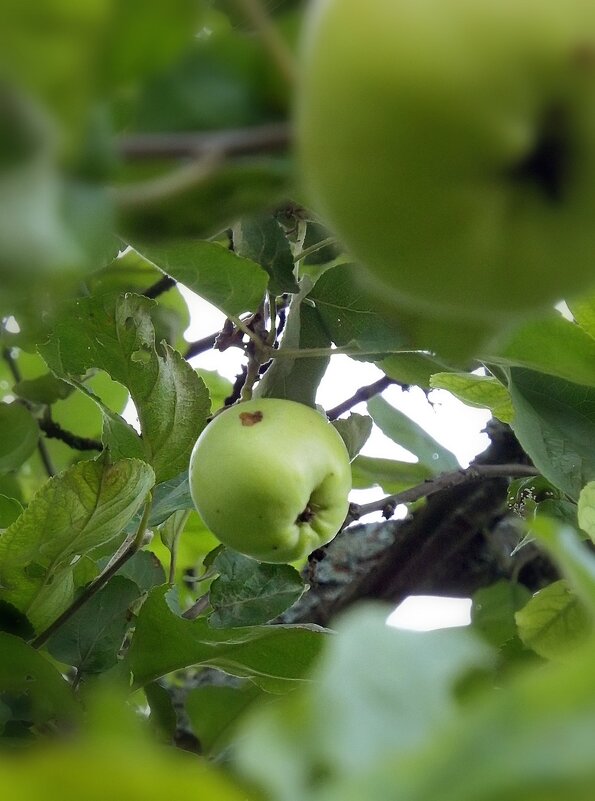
[149,472,194,527]
[0,739,248,800]
[530,518,595,619]
[47,369,130,471]
[235,605,492,801]
[430,372,514,424]
[0,103,81,281]
[578,481,595,542]
[484,314,595,388]
[47,576,141,674]
[0,633,76,733]
[380,352,454,389]
[209,551,306,628]
[515,580,592,660]
[40,293,210,482]
[332,414,373,461]
[309,263,405,352]
[568,293,595,340]
[62,376,145,463]
[128,586,328,691]
[133,241,268,317]
[0,455,154,630]
[120,158,292,244]
[471,580,532,648]
[13,373,72,405]
[233,214,299,295]
[133,21,277,131]
[340,637,595,801]
[186,683,263,756]
[148,512,219,593]
[197,369,233,415]
[0,495,22,528]
[103,0,203,86]
[351,455,432,494]
[89,249,191,349]
[114,551,166,594]
[0,402,38,473]
[509,369,595,499]
[367,395,459,473]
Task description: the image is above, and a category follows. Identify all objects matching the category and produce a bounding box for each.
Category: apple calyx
[509,103,570,202]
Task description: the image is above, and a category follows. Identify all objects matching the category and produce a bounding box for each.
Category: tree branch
[117,122,290,161]
[39,413,102,452]
[327,376,396,420]
[345,463,539,525]
[182,593,211,620]
[2,347,55,477]
[112,150,222,210]
[144,275,176,299]
[184,332,219,359]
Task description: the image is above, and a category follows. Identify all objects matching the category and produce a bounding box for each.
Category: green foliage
[41,293,210,482]
[3,1,595,797]
[515,580,592,660]
[132,241,269,317]
[0,403,38,472]
[430,372,514,424]
[0,455,154,630]
[471,580,531,648]
[332,414,374,461]
[509,369,595,500]
[128,586,328,690]
[47,576,141,674]
[208,550,306,627]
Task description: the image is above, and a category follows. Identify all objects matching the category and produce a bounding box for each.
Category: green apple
[297,0,595,323]
[188,398,352,563]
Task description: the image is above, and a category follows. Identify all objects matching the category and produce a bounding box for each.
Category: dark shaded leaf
[209,550,306,628]
[47,576,140,674]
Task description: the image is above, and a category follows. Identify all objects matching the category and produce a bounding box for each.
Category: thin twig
[111,150,223,210]
[182,593,211,620]
[327,376,396,420]
[1,346,20,383]
[184,332,219,359]
[344,463,539,526]
[117,122,290,161]
[235,0,296,85]
[292,236,336,264]
[39,414,102,452]
[144,275,176,299]
[2,347,56,477]
[30,498,152,649]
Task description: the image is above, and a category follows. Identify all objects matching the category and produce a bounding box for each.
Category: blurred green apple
[189,398,351,563]
[297,0,595,323]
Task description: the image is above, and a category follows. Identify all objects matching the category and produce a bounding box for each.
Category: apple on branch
[189,398,352,563]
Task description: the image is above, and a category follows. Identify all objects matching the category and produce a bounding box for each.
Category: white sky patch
[387,596,472,631]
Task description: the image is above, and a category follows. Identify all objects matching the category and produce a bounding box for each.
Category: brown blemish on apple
[239,410,263,426]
